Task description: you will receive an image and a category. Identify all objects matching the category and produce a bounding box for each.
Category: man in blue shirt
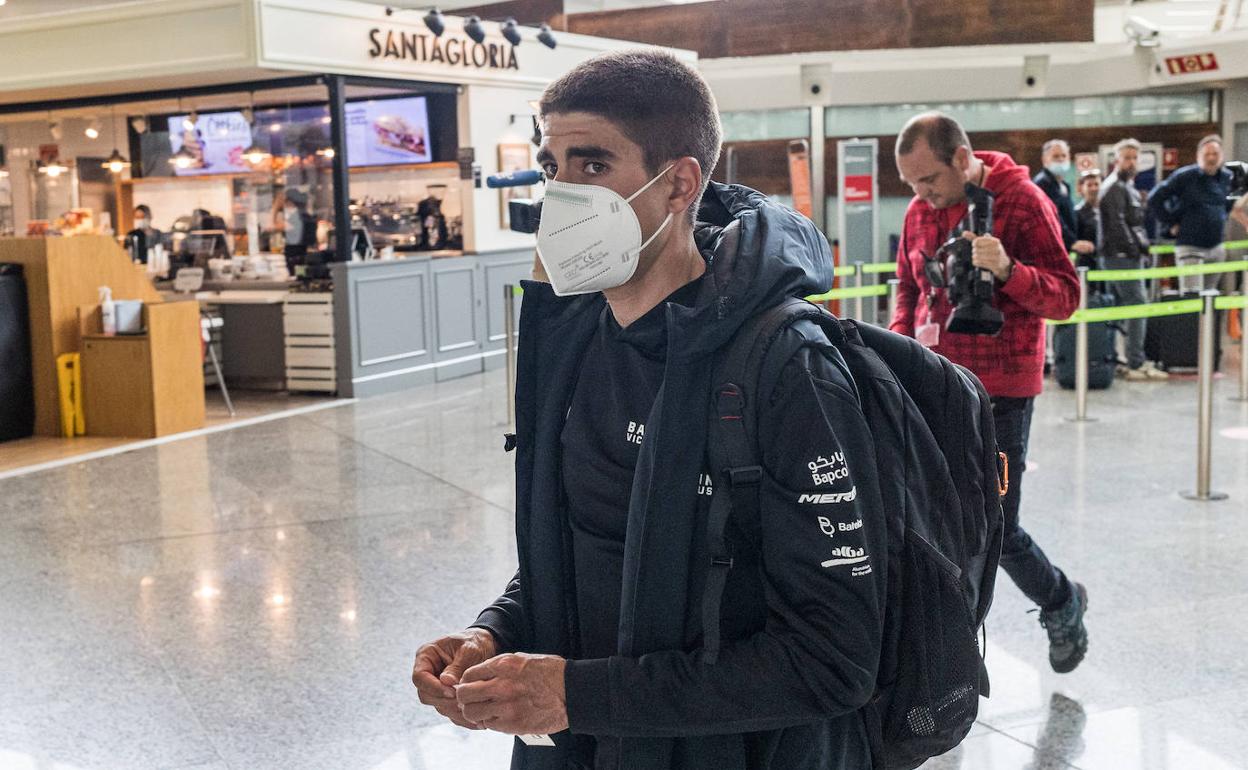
[1148,135,1234,292]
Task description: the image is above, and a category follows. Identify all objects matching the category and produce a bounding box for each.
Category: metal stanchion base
[1180,490,1229,501]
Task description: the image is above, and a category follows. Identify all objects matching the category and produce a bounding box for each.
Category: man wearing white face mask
[411,50,886,770]
[1033,139,1095,259]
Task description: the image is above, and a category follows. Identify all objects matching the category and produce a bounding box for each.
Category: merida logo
[822,546,868,568]
[798,488,857,504]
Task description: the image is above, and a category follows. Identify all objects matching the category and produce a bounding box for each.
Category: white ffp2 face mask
[535,165,674,296]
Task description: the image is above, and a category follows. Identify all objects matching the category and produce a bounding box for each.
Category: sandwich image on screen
[346,97,433,166]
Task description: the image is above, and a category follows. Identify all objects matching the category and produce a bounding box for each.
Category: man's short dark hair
[135,204,152,218]
[539,50,722,218]
[896,112,972,166]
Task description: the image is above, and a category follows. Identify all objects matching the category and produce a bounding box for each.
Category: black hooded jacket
[473,183,887,770]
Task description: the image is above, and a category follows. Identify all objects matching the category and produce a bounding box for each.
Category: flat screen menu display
[345,97,432,166]
[166,111,252,176]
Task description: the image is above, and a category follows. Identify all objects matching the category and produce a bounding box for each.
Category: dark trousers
[992,396,1072,611]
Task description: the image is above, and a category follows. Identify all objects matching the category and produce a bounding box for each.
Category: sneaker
[1142,361,1170,380]
[1123,366,1150,382]
[1039,583,1089,674]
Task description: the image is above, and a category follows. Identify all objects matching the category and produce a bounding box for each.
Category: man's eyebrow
[536,147,555,165]
[565,145,618,162]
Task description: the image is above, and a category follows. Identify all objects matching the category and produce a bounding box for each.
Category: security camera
[1124,15,1161,48]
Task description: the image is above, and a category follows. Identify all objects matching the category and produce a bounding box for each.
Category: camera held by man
[923,182,1004,335]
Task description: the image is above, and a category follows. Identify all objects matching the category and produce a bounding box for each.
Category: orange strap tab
[998,451,1010,498]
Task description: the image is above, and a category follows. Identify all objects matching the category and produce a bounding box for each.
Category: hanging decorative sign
[368,28,519,71]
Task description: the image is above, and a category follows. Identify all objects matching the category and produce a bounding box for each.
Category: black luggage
[0,263,36,443]
[1054,291,1117,390]
[1145,291,1220,371]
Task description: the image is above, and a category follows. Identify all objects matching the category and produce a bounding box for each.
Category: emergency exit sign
[1164,53,1219,75]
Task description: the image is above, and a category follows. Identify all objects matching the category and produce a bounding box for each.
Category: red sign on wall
[1165,53,1219,75]
[1163,148,1179,170]
[843,175,874,203]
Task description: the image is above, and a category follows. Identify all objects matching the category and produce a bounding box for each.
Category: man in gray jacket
[1099,138,1167,381]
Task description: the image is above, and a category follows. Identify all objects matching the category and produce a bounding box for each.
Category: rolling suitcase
[1144,291,1220,371]
[1054,290,1116,390]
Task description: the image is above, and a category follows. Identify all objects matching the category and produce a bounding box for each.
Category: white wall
[462,84,543,254]
[1222,80,1248,161]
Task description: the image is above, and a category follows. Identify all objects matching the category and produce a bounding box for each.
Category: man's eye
[541,164,557,179]
[584,162,607,176]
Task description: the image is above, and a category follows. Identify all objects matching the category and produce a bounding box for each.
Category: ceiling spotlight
[316,146,336,159]
[85,118,101,139]
[537,23,557,50]
[48,120,63,141]
[183,110,198,131]
[464,15,485,44]
[269,123,282,133]
[423,7,445,37]
[501,18,522,46]
[130,115,148,135]
[241,106,254,125]
[102,148,129,174]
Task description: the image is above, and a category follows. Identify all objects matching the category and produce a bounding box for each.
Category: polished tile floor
[2,364,1248,770]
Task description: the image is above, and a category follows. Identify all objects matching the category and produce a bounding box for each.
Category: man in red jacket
[889,112,1089,673]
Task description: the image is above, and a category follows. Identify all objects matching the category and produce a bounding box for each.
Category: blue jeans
[993,397,1073,611]
[1100,256,1148,369]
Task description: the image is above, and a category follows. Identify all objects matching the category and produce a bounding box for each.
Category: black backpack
[701,297,1005,770]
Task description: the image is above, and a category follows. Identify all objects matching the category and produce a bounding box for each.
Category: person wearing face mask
[411,50,886,770]
[130,204,164,258]
[1147,135,1237,292]
[1100,138,1166,381]
[889,113,1088,677]
[1033,139,1095,259]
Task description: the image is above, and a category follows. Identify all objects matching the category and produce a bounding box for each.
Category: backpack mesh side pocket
[875,529,981,769]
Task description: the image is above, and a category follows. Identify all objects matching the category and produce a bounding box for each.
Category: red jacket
[889,151,1079,398]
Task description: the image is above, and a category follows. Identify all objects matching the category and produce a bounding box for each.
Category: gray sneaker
[1039,583,1089,674]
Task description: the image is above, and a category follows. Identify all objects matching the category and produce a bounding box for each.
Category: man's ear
[667,156,704,215]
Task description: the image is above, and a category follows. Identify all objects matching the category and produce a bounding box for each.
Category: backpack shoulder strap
[701,297,835,664]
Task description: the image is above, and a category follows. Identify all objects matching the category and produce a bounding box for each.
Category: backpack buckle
[727,465,763,487]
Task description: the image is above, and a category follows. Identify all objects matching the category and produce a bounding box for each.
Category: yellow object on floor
[55,353,85,437]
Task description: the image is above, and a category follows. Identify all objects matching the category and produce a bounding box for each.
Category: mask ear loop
[625,163,676,203]
[627,163,678,254]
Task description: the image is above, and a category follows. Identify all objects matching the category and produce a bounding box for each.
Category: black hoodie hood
[674,182,834,357]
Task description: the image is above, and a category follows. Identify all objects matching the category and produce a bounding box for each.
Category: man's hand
[963,231,1013,282]
[1169,224,1180,237]
[455,653,568,735]
[412,628,499,730]
[1072,240,1096,256]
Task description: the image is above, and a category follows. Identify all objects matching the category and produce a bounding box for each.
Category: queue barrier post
[1181,290,1227,502]
[1067,266,1095,423]
[853,262,865,322]
[1237,267,1248,403]
[886,279,899,327]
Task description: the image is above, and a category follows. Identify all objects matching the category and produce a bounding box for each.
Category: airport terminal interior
[2,0,1248,768]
